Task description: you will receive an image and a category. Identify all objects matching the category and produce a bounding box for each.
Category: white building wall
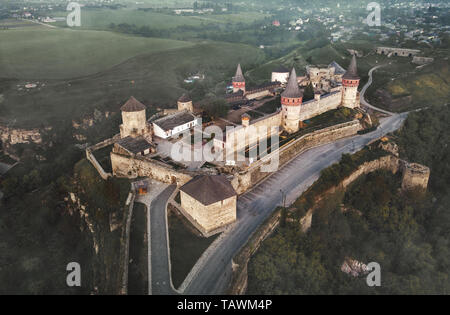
[153,124,170,139]
[153,119,198,139]
[271,72,290,84]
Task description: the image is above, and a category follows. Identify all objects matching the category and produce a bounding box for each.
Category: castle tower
[341,54,360,109]
[177,94,193,112]
[120,96,147,138]
[232,64,246,93]
[241,113,250,128]
[281,68,303,133]
[401,163,430,192]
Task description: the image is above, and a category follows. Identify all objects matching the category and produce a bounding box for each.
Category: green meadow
[0,26,194,79]
[0,25,265,127]
[48,8,268,30]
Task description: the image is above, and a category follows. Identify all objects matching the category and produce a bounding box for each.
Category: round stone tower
[120,96,147,138]
[232,64,246,93]
[177,94,193,112]
[281,68,303,134]
[341,54,360,109]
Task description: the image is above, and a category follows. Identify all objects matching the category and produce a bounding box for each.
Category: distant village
[2,0,448,48]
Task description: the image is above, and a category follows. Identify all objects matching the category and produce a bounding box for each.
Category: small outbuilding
[113,136,154,157]
[271,65,290,84]
[180,175,237,235]
[152,110,198,139]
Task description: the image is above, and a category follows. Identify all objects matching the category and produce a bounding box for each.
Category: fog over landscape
[0,0,448,297]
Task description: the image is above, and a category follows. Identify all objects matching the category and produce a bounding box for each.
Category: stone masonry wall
[85,135,120,180]
[229,154,399,294]
[228,208,282,294]
[111,152,193,186]
[299,91,342,121]
[0,125,43,146]
[226,111,282,153]
[232,120,362,194]
[180,191,237,235]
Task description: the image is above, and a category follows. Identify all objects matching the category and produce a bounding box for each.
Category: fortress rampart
[232,120,362,194]
[85,135,121,180]
[229,151,431,295]
[111,152,193,186]
[299,90,342,121]
[376,47,421,57]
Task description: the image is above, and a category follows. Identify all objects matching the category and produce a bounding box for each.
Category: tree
[203,99,228,119]
[303,83,315,101]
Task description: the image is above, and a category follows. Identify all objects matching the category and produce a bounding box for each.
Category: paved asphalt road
[147,185,177,295]
[182,113,408,294]
[145,65,407,294]
[360,65,395,115]
[145,113,407,295]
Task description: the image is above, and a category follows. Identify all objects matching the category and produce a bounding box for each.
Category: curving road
[143,113,407,295]
[143,65,406,294]
[148,185,177,295]
[360,65,395,115]
[182,113,407,294]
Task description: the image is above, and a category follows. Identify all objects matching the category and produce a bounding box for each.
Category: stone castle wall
[300,154,400,231]
[300,155,429,232]
[298,90,342,121]
[232,120,362,194]
[0,125,43,146]
[376,47,421,57]
[85,135,120,180]
[228,208,282,294]
[111,152,193,186]
[412,56,434,65]
[245,89,272,100]
[225,111,282,153]
[229,153,430,294]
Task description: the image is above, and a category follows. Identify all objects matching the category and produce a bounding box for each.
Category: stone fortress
[215,55,361,153]
[376,46,434,65]
[87,54,379,236]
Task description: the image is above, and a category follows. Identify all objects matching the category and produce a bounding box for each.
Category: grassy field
[128,202,148,295]
[0,29,264,128]
[93,144,114,173]
[168,206,218,289]
[386,61,450,106]
[0,27,194,79]
[48,8,268,30]
[366,58,449,111]
[249,38,449,112]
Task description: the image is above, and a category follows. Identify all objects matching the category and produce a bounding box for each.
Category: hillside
[0,31,264,128]
[0,27,194,80]
[247,105,450,295]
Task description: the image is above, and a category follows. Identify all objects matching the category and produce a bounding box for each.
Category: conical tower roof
[232,64,245,83]
[178,93,191,103]
[343,54,359,80]
[120,96,146,112]
[281,68,303,98]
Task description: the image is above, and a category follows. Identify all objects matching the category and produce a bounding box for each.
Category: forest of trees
[247,105,450,294]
